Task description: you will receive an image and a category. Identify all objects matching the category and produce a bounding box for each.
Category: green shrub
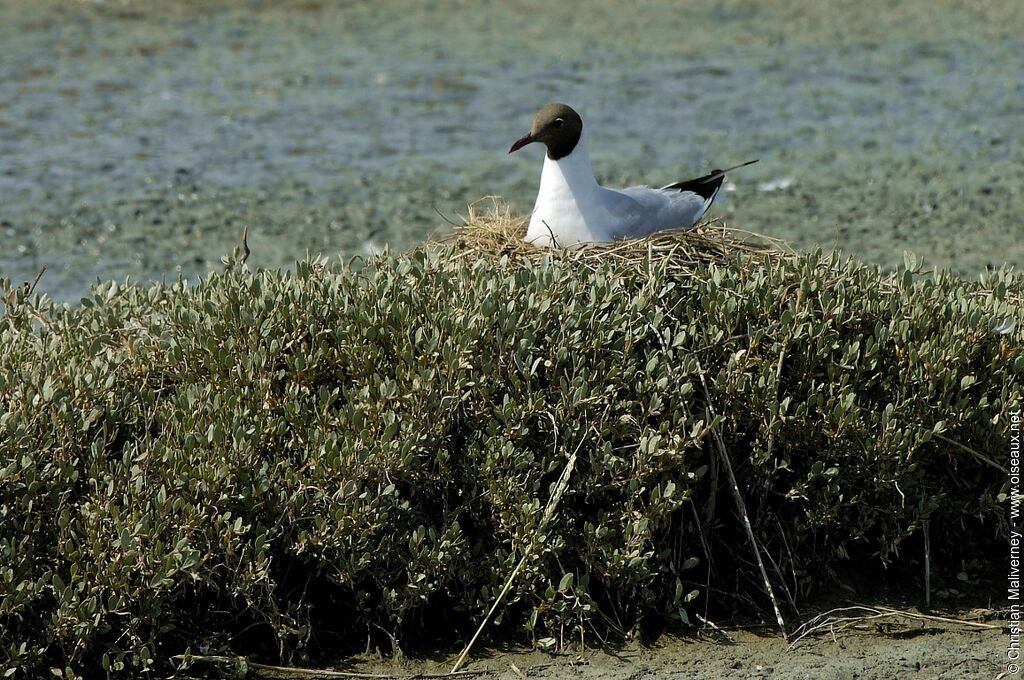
[1,233,1019,677]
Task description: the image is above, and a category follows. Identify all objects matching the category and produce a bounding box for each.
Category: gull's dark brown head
[508,102,583,161]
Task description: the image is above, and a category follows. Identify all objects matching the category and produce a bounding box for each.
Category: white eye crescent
[552,118,565,128]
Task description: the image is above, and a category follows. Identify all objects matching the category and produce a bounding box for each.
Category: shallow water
[1,0,1022,300]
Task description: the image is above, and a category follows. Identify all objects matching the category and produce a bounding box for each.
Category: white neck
[526,129,603,246]
[537,129,598,200]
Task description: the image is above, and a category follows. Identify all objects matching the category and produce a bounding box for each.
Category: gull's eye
[552,117,565,128]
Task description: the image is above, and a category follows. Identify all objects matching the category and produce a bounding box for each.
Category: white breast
[523,130,713,247]
[524,131,608,247]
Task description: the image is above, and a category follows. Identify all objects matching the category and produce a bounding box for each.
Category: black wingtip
[663,171,726,200]
[662,159,758,198]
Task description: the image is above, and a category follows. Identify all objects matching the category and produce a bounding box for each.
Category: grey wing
[594,187,646,239]
[602,186,711,240]
[656,187,716,229]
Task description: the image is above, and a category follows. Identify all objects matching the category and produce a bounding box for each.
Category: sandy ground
[2,0,1023,299]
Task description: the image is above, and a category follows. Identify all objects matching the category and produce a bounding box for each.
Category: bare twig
[873,605,999,629]
[923,519,931,609]
[697,368,788,639]
[933,432,1007,473]
[759,537,799,616]
[695,613,735,643]
[241,225,251,265]
[775,518,801,606]
[25,266,47,297]
[787,605,999,649]
[221,226,252,268]
[174,654,487,678]
[433,205,462,227]
[450,451,578,674]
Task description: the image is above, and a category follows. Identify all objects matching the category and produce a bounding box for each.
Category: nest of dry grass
[429,199,1024,310]
[434,198,793,275]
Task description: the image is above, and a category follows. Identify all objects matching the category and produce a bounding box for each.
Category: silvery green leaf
[991,318,1016,335]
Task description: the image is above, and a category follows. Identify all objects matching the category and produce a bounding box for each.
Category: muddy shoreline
[187,612,1005,679]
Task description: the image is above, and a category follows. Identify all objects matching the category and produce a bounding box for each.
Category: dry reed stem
[787,605,1000,649]
[700,382,789,640]
[450,450,578,674]
[173,654,488,679]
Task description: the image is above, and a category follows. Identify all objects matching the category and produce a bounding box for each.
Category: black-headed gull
[509,103,757,247]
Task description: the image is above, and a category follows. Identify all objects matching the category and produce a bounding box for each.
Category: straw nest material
[431,198,1024,308]
[434,197,793,274]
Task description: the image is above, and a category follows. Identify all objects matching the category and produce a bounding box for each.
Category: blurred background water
[1,0,1021,300]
